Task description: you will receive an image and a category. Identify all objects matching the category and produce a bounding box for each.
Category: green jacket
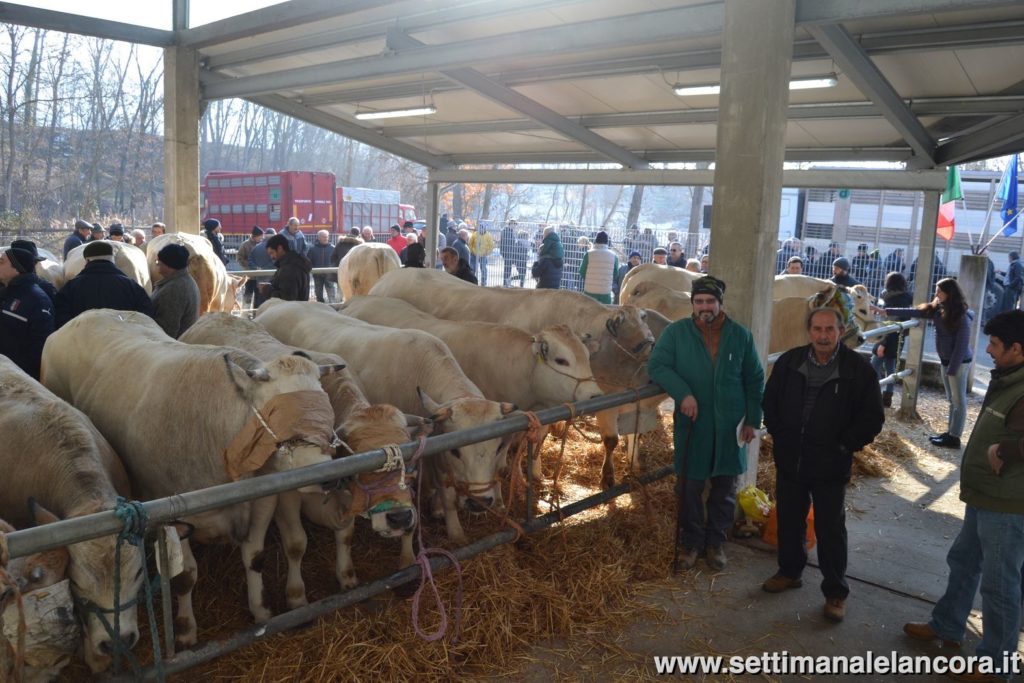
[647,315,765,479]
[961,363,1024,514]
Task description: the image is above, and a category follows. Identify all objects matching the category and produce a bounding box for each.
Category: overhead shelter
[3,0,1024,422]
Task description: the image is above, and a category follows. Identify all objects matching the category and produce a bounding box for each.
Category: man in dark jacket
[308,230,336,303]
[500,220,518,287]
[903,310,1024,681]
[1002,251,1023,312]
[0,244,54,378]
[331,228,363,267]
[761,307,884,623]
[10,240,57,303]
[54,241,153,327]
[440,247,477,284]
[265,233,312,301]
[830,257,860,287]
[63,219,92,258]
[151,244,200,338]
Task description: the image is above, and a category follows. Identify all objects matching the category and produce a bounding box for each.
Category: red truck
[201,170,416,235]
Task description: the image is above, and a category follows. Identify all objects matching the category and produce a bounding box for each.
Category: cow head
[336,404,417,537]
[591,306,655,391]
[227,353,337,490]
[28,500,142,674]
[529,326,603,406]
[809,285,874,347]
[418,388,515,513]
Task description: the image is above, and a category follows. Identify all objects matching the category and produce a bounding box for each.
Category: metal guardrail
[5,384,665,560]
[230,267,337,276]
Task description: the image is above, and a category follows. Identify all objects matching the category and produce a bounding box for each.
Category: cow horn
[404,413,429,427]
[318,363,346,377]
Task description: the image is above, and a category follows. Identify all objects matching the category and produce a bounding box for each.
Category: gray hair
[806,306,844,330]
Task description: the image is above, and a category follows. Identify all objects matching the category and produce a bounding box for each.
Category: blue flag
[1000,154,1020,236]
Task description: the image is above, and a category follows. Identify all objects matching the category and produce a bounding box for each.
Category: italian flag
[936,165,962,241]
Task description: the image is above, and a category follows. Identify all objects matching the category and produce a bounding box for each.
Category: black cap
[83,241,114,259]
[109,223,125,236]
[91,223,103,233]
[74,219,92,232]
[691,275,726,303]
[203,218,221,231]
[10,240,44,262]
[5,247,36,274]
[157,244,190,270]
[251,226,264,236]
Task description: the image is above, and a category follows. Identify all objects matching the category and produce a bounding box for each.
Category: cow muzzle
[369,504,417,537]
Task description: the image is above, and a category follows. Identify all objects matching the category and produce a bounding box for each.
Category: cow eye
[555,358,569,366]
[451,448,462,459]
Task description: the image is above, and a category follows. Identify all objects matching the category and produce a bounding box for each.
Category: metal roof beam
[376,97,1024,138]
[246,93,452,169]
[179,0,402,49]
[301,19,1024,107]
[200,4,726,100]
[385,29,648,169]
[429,167,947,191]
[935,112,1024,165]
[204,0,577,70]
[808,23,936,165]
[0,2,173,46]
[445,147,914,165]
[796,0,1020,24]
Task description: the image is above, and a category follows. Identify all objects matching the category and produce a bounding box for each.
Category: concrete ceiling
[3,0,1024,169]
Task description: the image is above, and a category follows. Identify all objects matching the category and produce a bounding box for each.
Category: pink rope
[408,436,464,643]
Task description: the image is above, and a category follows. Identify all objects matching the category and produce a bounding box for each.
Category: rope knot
[114,497,148,547]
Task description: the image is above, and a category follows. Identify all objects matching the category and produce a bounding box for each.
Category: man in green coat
[648,275,765,570]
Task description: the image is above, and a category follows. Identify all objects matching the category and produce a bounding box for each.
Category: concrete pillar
[899,191,941,420]
[959,254,988,393]
[832,193,851,248]
[424,181,440,268]
[709,0,795,490]
[164,46,201,234]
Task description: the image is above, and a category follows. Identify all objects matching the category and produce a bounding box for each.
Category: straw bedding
[57,404,910,681]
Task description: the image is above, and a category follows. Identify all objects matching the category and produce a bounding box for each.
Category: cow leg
[442,484,467,545]
[274,491,308,610]
[596,409,619,490]
[334,518,358,589]
[240,495,276,624]
[172,539,198,649]
[625,433,647,475]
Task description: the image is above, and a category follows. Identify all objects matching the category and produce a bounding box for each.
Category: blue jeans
[929,506,1024,677]
[470,255,489,286]
[870,354,896,395]
[941,362,970,438]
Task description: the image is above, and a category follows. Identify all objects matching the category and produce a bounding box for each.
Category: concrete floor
[516,409,1023,682]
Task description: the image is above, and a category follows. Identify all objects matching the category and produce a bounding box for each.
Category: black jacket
[451,259,478,285]
[54,260,154,328]
[874,289,913,359]
[270,251,312,301]
[330,236,363,266]
[63,232,86,259]
[763,344,884,483]
[0,275,54,379]
[205,230,228,264]
[533,257,562,289]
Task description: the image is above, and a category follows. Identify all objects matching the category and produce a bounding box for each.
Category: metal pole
[103,464,674,682]
[900,190,941,420]
[958,254,988,393]
[425,181,440,268]
[878,368,913,387]
[6,385,666,560]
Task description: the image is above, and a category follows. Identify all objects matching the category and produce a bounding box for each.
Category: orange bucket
[762,505,816,549]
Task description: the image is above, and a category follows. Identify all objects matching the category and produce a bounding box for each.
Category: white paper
[736,418,767,447]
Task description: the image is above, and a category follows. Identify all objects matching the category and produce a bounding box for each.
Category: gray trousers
[677,475,738,550]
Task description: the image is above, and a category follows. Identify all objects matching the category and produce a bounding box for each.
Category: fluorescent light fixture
[355,106,437,120]
[788,74,839,90]
[674,74,838,97]
[673,84,721,96]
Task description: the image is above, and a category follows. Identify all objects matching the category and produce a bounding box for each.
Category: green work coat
[647,315,765,479]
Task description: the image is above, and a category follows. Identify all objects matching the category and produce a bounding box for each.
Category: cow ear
[580,333,601,355]
[531,336,548,360]
[28,497,60,526]
[500,402,517,415]
[318,363,346,377]
[246,367,271,382]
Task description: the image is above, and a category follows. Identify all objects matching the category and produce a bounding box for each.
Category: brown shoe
[762,573,803,593]
[706,545,727,570]
[823,597,846,622]
[903,622,961,649]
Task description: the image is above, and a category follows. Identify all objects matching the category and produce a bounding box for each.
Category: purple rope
[408,436,463,643]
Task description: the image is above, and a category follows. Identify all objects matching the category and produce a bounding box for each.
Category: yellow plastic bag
[737,484,772,522]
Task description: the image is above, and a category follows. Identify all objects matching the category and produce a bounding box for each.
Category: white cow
[41,310,338,645]
[179,313,417,591]
[0,356,142,674]
[773,274,833,300]
[145,233,244,313]
[63,241,151,293]
[369,268,656,489]
[619,263,700,303]
[256,300,516,544]
[622,281,692,319]
[337,242,401,301]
